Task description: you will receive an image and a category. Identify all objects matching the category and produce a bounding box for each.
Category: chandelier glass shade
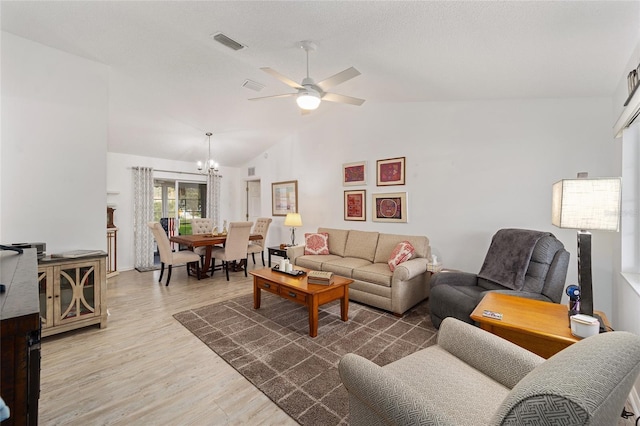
[197,132,219,174]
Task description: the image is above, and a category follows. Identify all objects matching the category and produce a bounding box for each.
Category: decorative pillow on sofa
[388,241,415,271]
[305,233,330,255]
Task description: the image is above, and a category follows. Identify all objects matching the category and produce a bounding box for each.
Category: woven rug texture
[174,292,437,425]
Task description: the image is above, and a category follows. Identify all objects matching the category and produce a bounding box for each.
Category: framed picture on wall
[372,192,407,223]
[344,190,366,221]
[272,180,298,216]
[343,161,367,186]
[376,157,406,186]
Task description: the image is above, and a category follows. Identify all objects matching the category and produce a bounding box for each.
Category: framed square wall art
[272,180,298,216]
[372,192,407,223]
[376,157,405,186]
[344,190,366,221]
[343,161,367,186]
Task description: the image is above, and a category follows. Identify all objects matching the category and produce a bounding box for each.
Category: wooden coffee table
[470,292,610,358]
[250,267,353,337]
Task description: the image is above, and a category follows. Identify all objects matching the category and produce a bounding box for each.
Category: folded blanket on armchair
[478,228,551,290]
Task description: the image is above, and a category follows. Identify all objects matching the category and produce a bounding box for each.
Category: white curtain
[206,172,222,229]
[133,166,154,270]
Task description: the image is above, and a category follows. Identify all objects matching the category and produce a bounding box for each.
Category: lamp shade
[284,213,303,227]
[551,178,621,231]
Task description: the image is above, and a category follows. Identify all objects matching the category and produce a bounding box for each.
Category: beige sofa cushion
[318,227,349,257]
[374,233,430,263]
[321,257,372,278]
[352,263,393,287]
[344,230,380,262]
[295,254,342,271]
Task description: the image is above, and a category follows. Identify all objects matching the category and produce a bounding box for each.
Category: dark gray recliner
[429,228,570,329]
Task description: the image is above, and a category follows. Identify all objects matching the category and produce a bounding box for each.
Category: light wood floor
[38,260,639,426]
[39,260,298,425]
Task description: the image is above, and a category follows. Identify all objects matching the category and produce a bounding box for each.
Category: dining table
[170,233,263,278]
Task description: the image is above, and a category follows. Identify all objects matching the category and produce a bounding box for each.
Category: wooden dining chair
[147,222,201,286]
[247,218,272,266]
[210,221,253,280]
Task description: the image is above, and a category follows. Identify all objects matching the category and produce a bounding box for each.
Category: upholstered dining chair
[147,221,201,286]
[211,221,253,280]
[247,217,272,266]
[191,218,214,267]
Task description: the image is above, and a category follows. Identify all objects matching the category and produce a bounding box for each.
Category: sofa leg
[393,312,403,318]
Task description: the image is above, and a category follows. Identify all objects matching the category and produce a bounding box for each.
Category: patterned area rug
[174,293,437,425]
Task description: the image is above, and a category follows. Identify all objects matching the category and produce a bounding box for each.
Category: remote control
[482,310,503,320]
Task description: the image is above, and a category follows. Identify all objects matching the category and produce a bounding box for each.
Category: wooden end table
[470,292,611,358]
[250,267,353,337]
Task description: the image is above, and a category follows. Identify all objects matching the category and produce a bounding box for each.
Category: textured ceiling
[2,1,639,166]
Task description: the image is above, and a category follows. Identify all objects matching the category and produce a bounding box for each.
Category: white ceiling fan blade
[248,93,297,101]
[261,67,304,89]
[321,92,365,106]
[317,67,361,91]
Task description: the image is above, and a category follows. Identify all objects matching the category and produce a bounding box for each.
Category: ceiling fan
[249,40,365,111]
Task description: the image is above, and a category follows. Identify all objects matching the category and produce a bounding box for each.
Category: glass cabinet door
[57,264,97,321]
[38,268,53,328]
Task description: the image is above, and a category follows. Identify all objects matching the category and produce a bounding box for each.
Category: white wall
[243,98,618,318]
[1,32,108,253]
[106,152,241,271]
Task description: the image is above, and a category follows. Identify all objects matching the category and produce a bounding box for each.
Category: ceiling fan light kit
[249,40,365,111]
[296,88,321,110]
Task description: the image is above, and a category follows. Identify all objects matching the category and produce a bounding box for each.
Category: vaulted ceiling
[2,1,639,166]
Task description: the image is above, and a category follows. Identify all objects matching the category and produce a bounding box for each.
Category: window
[622,121,640,274]
[154,180,206,235]
[177,183,206,235]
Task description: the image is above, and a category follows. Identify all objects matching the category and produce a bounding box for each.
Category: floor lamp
[551,174,621,321]
[284,213,303,246]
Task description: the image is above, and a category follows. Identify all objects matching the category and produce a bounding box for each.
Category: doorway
[246,180,261,224]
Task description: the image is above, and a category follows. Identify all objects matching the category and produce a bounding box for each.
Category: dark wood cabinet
[0,248,40,426]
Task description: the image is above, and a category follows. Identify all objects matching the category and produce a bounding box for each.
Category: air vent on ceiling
[211,32,246,51]
[242,79,265,92]
[248,167,255,177]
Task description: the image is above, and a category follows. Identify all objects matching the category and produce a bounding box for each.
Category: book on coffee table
[307,270,334,285]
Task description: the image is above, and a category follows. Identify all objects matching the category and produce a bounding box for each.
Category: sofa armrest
[430,270,479,288]
[339,353,457,426]
[287,245,305,264]
[392,257,428,281]
[437,317,544,389]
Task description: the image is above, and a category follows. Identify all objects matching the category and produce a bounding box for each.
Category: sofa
[287,227,432,316]
[339,317,640,425]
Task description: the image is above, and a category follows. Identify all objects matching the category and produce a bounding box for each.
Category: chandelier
[197,132,219,174]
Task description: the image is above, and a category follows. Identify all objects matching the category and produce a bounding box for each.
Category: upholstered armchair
[429,228,569,328]
[339,317,640,425]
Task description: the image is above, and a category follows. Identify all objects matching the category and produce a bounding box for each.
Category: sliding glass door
[154,180,206,235]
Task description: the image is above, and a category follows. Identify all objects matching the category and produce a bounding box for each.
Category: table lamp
[551,173,621,321]
[284,213,303,246]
